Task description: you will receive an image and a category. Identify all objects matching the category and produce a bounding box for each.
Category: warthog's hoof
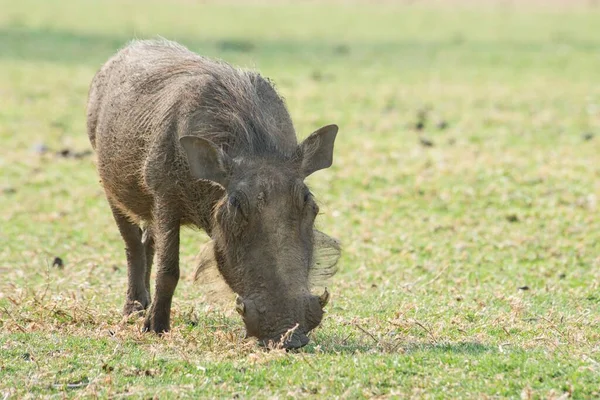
[143,318,170,335]
[143,308,170,335]
[123,299,149,316]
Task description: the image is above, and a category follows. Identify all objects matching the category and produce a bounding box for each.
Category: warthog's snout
[259,331,310,350]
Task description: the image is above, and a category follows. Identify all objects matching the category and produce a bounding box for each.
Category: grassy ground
[1,0,600,398]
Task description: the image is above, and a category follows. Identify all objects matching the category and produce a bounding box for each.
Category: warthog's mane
[127,38,298,159]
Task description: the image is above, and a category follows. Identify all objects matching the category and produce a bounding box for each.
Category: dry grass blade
[267,323,300,351]
[353,322,379,345]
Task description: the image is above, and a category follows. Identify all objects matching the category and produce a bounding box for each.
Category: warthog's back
[87,39,297,225]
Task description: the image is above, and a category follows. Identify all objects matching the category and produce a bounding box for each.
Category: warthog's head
[180,125,340,348]
[180,125,341,349]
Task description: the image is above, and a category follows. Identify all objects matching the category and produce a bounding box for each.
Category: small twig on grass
[400,277,424,289]
[172,343,191,364]
[5,296,20,306]
[0,306,27,333]
[11,322,27,333]
[353,323,379,345]
[538,315,566,339]
[29,350,41,371]
[390,341,405,353]
[355,321,406,353]
[52,380,89,390]
[39,264,52,303]
[109,394,137,399]
[341,332,353,345]
[298,350,317,371]
[418,264,450,288]
[413,321,438,344]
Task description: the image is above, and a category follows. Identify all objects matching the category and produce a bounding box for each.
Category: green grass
[1,0,600,398]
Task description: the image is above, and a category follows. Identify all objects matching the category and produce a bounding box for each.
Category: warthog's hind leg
[142,224,155,297]
[108,200,151,316]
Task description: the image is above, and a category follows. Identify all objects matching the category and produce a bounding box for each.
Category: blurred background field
[1,0,599,398]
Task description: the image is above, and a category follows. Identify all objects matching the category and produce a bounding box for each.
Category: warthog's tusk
[235,296,245,316]
[319,288,330,308]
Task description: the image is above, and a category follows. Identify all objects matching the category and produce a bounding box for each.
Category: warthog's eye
[303,191,311,203]
[295,184,318,215]
[227,192,248,219]
[228,195,240,209]
[304,191,319,215]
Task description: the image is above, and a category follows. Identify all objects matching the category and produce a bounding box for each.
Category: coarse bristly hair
[124,38,298,159]
[88,37,301,229]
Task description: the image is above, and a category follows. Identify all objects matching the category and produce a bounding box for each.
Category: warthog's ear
[180,136,231,187]
[309,230,342,288]
[299,124,338,178]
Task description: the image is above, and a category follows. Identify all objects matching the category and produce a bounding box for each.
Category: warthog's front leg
[144,203,180,334]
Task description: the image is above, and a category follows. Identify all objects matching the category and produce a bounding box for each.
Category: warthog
[86,39,341,349]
